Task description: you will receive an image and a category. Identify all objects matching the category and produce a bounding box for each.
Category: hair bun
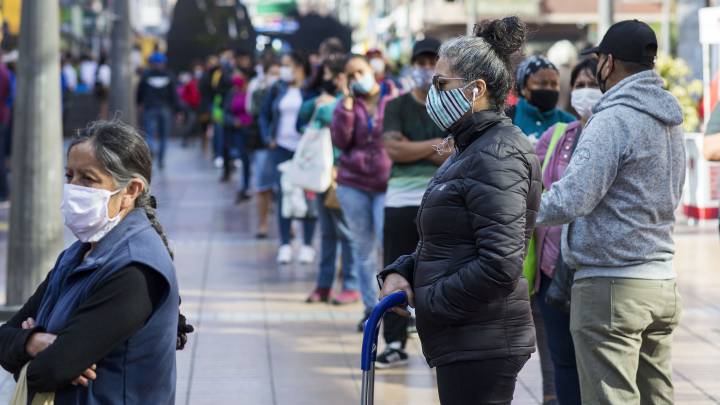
[474,16,527,61]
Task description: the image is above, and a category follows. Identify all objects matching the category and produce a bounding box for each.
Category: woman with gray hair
[378,17,541,404]
[0,120,189,404]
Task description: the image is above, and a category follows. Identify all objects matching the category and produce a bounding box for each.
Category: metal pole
[703,43,711,126]
[466,0,477,36]
[109,0,136,125]
[661,0,672,54]
[6,0,65,305]
[598,0,614,41]
[360,369,375,405]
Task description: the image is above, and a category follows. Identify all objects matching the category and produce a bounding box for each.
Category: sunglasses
[432,75,470,90]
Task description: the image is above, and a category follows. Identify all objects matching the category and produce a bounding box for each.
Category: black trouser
[382,206,420,348]
[436,355,530,405]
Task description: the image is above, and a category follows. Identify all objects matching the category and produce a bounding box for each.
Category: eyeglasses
[432,75,469,90]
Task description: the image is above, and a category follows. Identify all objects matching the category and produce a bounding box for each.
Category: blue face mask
[351,72,376,95]
[411,67,434,91]
[425,83,472,131]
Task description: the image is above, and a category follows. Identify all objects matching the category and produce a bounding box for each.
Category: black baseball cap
[412,38,441,62]
[581,20,658,66]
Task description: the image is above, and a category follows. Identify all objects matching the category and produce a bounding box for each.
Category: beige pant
[570,277,681,405]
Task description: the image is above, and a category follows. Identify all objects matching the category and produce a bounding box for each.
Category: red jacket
[180,78,201,109]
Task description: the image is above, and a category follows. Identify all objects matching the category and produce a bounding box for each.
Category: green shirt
[383,92,447,207]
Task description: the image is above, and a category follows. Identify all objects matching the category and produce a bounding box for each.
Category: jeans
[315,192,357,291]
[272,146,316,245]
[536,274,581,405]
[436,355,530,405]
[224,126,251,192]
[143,106,172,165]
[213,122,224,159]
[532,293,556,398]
[570,277,681,405]
[336,185,385,311]
[382,206,420,348]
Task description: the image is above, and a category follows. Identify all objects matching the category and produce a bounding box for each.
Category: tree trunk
[6,0,64,305]
[109,0,136,125]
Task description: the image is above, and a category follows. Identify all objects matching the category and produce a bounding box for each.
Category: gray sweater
[536,70,685,280]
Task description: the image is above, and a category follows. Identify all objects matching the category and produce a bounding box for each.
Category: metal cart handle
[360,291,408,405]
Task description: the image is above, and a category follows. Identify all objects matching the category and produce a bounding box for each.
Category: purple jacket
[534,120,581,281]
[331,97,392,193]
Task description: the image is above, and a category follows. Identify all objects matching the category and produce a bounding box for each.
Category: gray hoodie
[536,70,685,280]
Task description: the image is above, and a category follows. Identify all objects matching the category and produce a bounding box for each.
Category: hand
[342,97,353,111]
[317,94,335,106]
[379,273,415,317]
[25,332,57,358]
[21,317,36,330]
[268,140,277,149]
[71,364,97,387]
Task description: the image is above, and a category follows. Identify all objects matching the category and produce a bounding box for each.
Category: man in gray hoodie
[536,20,685,405]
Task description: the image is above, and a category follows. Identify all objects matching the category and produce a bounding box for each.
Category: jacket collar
[451,109,507,152]
[71,208,152,274]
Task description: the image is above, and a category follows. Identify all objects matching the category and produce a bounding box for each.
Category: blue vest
[36,208,179,405]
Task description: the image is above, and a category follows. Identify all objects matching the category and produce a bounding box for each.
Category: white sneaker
[213,157,224,169]
[298,245,316,265]
[277,244,293,264]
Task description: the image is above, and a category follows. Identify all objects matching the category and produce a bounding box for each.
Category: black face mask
[320,79,337,95]
[529,89,559,112]
[596,57,613,94]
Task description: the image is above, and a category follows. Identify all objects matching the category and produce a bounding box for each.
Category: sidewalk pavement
[0,140,719,404]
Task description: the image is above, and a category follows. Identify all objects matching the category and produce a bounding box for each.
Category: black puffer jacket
[379,110,541,367]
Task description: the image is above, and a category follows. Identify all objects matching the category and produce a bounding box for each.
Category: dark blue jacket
[258,80,312,145]
[36,209,179,405]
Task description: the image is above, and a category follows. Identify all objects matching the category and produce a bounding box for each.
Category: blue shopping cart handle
[360,291,408,371]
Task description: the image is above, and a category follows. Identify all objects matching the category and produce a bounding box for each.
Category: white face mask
[279,66,294,82]
[571,88,603,119]
[370,58,385,74]
[61,184,123,243]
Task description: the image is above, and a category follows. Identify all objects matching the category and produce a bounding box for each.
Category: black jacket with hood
[379,110,541,367]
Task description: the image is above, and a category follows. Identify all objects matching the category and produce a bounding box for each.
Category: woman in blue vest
[0,120,189,404]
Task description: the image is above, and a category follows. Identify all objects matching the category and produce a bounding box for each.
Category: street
[0,139,718,404]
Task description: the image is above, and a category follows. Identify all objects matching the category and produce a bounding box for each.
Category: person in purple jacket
[532,57,600,405]
[331,54,392,331]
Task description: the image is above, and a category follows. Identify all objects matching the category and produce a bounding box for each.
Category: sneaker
[357,309,372,333]
[331,290,360,305]
[306,288,332,303]
[277,245,293,264]
[375,347,409,369]
[235,191,251,204]
[213,157,224,169]
[298,245,316,264]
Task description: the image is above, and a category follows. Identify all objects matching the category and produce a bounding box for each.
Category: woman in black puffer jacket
[378,17,541,405]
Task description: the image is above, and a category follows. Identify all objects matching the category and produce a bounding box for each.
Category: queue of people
[182,17,685,405]
[0,14,690,405]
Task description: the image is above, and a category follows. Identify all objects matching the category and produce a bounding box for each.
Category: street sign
[699,7,720,45]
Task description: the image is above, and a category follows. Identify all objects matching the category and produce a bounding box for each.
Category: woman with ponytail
[0,120,190,404]
[378,17,541,404]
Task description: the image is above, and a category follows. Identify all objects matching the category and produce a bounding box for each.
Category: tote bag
[10,364,55,405]
[286,109,334,192]
[523,123,567,296]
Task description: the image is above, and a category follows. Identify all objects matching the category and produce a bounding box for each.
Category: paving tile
[2,141,720,404]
